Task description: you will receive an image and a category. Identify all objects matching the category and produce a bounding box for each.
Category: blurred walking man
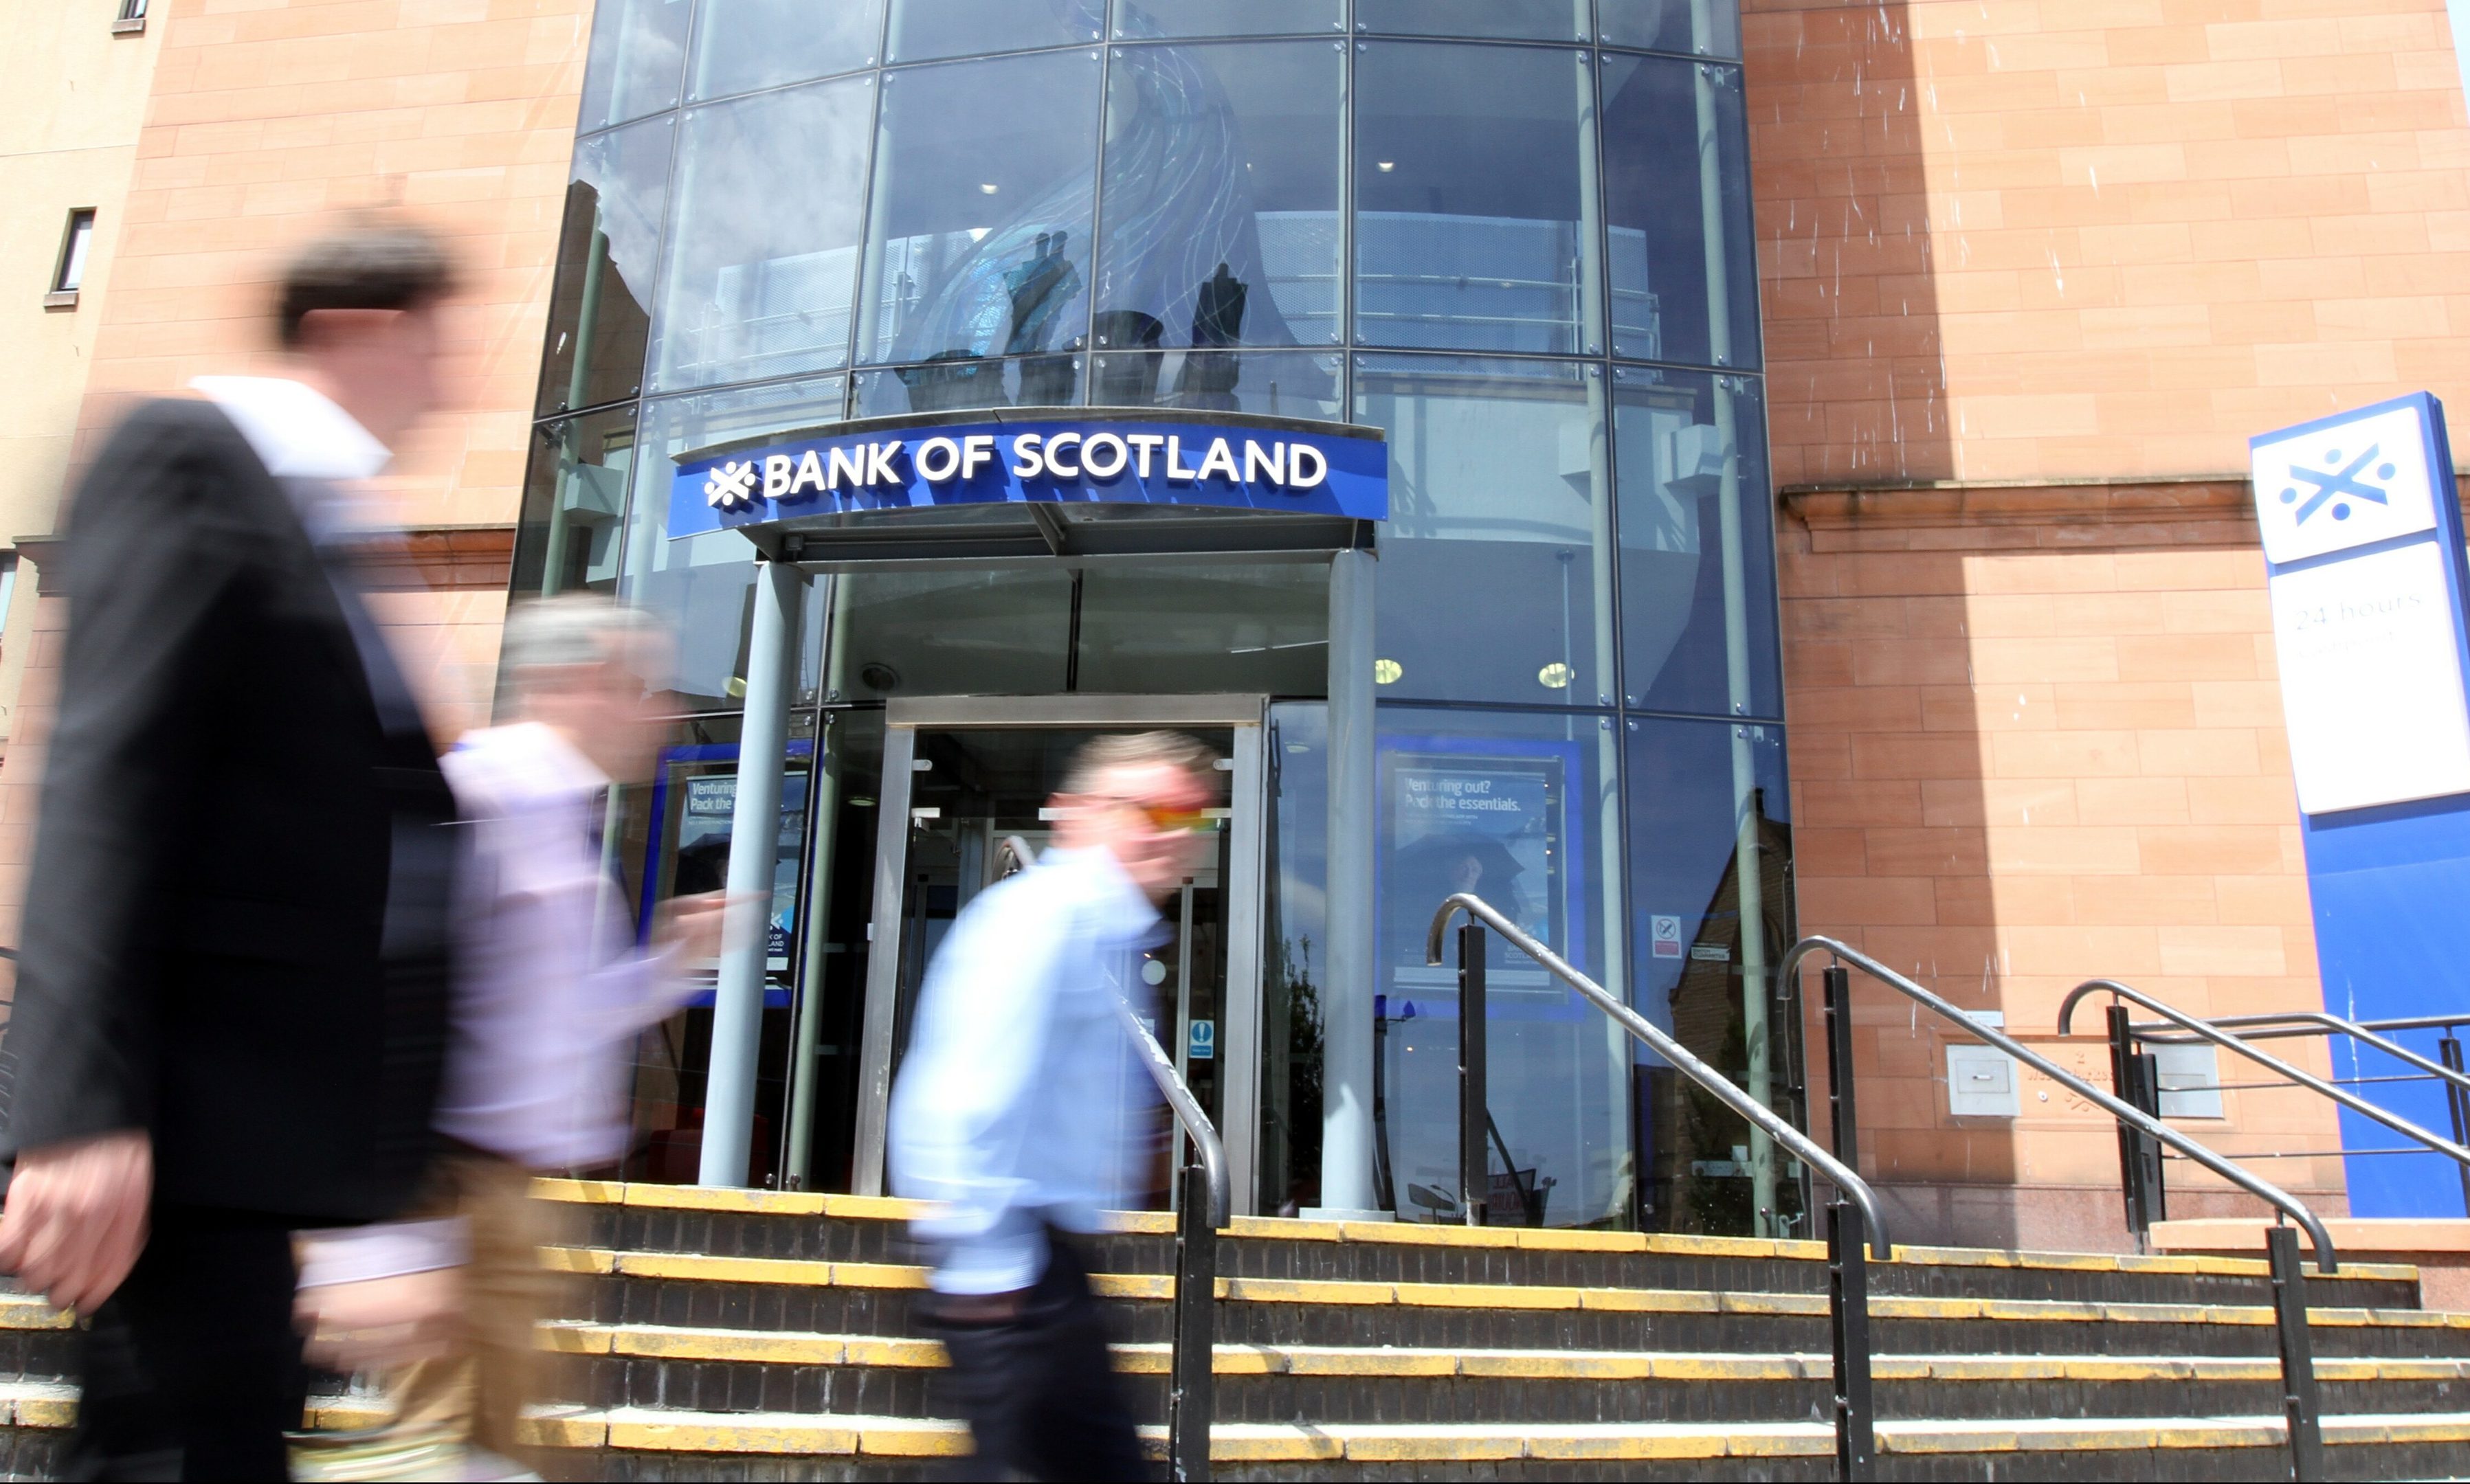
[0,222,462,1479]
[395,595,724,1474]
[889,732,1219,1482]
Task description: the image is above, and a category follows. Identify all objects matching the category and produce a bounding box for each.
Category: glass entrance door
[849,696,1268,1210]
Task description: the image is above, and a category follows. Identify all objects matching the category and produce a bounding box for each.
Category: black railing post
[1823,964,1858,1169]
[2443,1035,2470,1217]
[1167,1154,1216,1483]
[1458,921,1489,1227]
[1827,1198,1876,1482]
[2266,1224,2324,1483]
[2106,1002,2166,1245]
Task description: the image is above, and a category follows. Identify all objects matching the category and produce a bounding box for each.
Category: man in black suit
[0,223,463,1479]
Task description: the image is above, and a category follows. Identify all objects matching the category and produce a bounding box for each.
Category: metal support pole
[2444,1036,2470,1217]
[1827,1199,1876,1483]
[2107,1003,2166,1246]
[1167,1156,1217,1483]
[541,222,609,596]
[2267,1224,2325,1483]
[1322,548,1379,1212]
[1458,921,1489,1227]
[1822,965,1858,1172]
[700,560,805,1187]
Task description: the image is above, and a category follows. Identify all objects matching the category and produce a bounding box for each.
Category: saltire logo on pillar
[2251,392,2470,815]
[667,411,1388,539]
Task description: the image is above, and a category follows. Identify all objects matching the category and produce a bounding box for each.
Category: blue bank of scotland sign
[668,412,1388,540]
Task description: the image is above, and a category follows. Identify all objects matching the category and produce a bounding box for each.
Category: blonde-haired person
[394,595,731,1476]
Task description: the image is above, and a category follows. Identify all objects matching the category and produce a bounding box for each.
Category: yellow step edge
[0,1298,72,1332]
[526,1184,2421,1284]
[511,1410,2470,1461]
[540,1325,2468,1389]
[0,1387,396,1435]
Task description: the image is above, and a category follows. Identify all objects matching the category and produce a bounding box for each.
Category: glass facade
[527,0,1786,1235]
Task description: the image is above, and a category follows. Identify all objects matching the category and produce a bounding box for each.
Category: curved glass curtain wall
[523,0,1793,1236]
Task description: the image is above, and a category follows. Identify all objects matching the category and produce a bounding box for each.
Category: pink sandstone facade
[1752,0,2470,1245]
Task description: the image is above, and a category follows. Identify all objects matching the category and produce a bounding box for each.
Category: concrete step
[548,1180,2425,1313]
[544,1320,2470,1424]
[557,1245,2470,1360]
[511,1404,2470,1482]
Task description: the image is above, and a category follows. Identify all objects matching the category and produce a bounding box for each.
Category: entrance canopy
[667,407,1388,566]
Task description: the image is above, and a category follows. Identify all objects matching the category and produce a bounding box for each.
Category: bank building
[6,0,2470,1474]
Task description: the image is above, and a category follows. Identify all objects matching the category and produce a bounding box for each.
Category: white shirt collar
[191,375,392,482]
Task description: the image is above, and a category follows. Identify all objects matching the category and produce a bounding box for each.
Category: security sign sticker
[2251,400,2440,565]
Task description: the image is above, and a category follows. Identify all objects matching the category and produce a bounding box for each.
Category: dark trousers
[69,1208,306,1482]
[925,1232,1146,1483]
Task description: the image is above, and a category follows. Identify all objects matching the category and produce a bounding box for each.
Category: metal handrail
[998,836,1229,1224]
[2129,1008,2470,1098]
[1002,835,1220,1481]
[2058,982,2470,1180]
[1434,895,1890,1479]
[1784,938,2337,1271]
[1111,996,1232,1230]
[1425,895,1890,1259]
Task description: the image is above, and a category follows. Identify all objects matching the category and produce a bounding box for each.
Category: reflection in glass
[1601,53,1759,368]
[1076,563,1327,694]
[1616,370,1779,718]
[1355,355,1614,706]
[1095,41,1342,351]
[1600,0,1742,58]
[512,408,635,599]
[1259,701,1328,1215]
[1353,0,1586,41]
[823,570,1073,699]
[537,118,671,416]
[623,379,845,711]
[690,0,886,101]
[1375,706,1627,1228]
[851,359,1087,418]
[1113,0,1339,38]
[887,0,1100,64]
[612,708,824,1186]
[856,51,1104,409]
[1354,43,1601,355]
[783,706,887,1192]
[651,77,875,392]
[1084,350,1340,417]
[578,0,693,132]
[1623,715,1794,1237]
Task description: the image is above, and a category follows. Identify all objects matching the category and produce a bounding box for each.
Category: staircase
[5,1178,2470,1479]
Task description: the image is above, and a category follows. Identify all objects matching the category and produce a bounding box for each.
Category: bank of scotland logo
[2251,401,2438,565]
[704,460,759,511]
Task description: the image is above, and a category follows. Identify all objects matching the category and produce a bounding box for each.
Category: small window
[49,210,95,305]
[116,0,146,19]
[111,0,145,32]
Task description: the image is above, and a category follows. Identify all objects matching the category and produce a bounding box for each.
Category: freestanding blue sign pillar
[2254,393,2470,1216]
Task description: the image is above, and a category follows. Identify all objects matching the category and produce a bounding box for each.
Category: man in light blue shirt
[890,731,1219,1481]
